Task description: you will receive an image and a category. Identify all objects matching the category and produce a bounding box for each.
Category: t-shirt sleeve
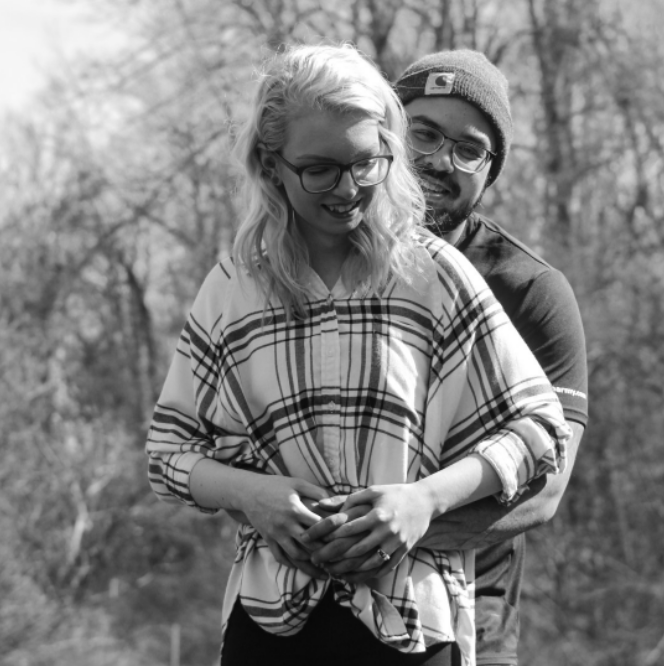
[506,269,588,427]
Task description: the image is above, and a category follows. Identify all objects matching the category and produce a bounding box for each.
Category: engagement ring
[377,548,391,562]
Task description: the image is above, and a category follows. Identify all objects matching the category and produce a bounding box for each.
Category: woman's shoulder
[413,228,482,281]
[406,228,496,320]
[192,256,262,321]
[200,255,263,294]
[205,255,239,283]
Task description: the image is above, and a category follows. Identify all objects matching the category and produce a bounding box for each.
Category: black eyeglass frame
[407,119,496,174]
[272,151,394,193]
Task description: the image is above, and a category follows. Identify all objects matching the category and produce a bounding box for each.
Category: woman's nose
[332,170,360,199]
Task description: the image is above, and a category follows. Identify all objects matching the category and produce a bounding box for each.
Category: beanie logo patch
[424,72,455,96]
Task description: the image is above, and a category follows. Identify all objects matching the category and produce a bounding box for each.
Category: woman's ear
[257,143,282,186]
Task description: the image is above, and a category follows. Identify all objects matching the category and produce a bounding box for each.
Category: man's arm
[304,420,582,580]
[421,264,587,549]
[417,421,583,550]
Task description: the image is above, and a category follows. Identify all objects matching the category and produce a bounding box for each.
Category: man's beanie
[395,50,513,186]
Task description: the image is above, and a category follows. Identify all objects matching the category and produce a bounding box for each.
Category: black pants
[221,588,461,666]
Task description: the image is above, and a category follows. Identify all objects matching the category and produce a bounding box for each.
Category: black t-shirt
[454,213,589,665]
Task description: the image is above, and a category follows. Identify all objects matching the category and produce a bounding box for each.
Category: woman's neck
[308,242,351,291]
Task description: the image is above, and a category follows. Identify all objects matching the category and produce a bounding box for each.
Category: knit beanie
[395,50,513,186]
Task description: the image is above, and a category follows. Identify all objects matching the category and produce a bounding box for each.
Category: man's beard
[417,165,486,235]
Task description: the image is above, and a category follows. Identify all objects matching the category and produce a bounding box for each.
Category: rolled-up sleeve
[473,412,569,503]
[432,240,571,502]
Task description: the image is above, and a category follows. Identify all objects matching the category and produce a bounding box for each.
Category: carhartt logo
[425,72,455,95]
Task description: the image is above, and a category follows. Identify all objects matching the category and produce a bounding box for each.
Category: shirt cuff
[474,418,566,504]
[158,450,219,514]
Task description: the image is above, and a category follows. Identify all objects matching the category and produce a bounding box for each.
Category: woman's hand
[239,475,331,578]
[304,483,436,577]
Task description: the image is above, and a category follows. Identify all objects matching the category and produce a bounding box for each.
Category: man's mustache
[414,165,461,198]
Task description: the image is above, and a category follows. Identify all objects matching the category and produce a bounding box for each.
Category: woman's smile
[322,199,363,218]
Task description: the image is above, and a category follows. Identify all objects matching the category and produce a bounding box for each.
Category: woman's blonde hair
[232,43,426,318]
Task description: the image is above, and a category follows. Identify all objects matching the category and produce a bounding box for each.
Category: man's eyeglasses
[407,120,495,174]
[273,152,394,193]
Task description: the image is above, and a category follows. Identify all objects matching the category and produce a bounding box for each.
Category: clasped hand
[301,482,435,584]
[233,475,435,584]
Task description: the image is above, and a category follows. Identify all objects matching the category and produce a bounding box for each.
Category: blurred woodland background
[1,0,663,664]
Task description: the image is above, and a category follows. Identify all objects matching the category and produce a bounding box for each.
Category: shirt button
[327,347,334,356]
[327,401,336,411]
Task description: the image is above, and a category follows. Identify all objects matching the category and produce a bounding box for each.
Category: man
[306,51,588,665]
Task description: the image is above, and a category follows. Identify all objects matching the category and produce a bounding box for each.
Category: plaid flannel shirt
[146,232,570,666]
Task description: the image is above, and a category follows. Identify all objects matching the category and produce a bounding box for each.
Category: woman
[146,43,570,666]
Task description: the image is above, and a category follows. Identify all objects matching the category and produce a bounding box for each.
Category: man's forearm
[418,421,584,550]
[416,481,546,549]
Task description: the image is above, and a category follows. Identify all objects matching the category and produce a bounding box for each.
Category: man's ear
[257,143,282,186]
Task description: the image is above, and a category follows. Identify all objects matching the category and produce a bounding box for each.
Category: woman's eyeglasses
[273,152,393,193]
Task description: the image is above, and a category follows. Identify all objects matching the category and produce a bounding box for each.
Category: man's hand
[305,503,371,560]
[301,503,393,583]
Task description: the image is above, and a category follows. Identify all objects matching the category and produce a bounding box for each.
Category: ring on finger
[377,548,391,562]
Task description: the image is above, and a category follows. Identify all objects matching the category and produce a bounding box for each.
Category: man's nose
[419,143,455,173]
